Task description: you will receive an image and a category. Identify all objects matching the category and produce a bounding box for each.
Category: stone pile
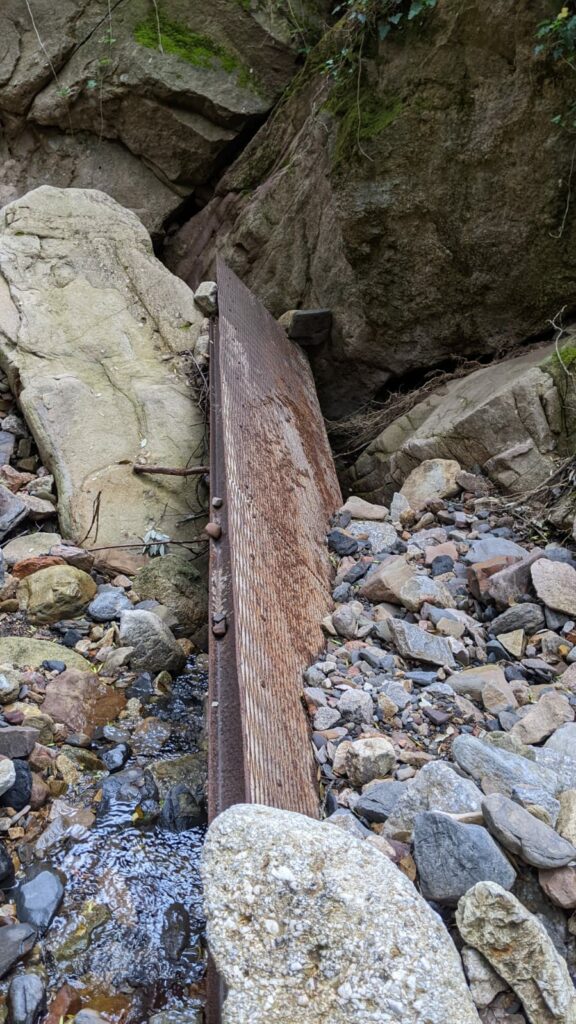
[301,457,576,1022]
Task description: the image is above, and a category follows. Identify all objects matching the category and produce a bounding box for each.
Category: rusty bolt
[205,522,222,540]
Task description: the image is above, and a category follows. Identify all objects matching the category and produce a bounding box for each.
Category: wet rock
[0,841,14,889]
[119,610,186,675]
[149,1013,203,1024]
[98,766,159,820]
[0,924,36,978]
[510,693,574,746]
[17,566,97,624]
[482,793,576,868]
[161,902,190,961]
[202,803,480,1023]
[413,812,516,906]
[461,946,509,1009]
[388,619,456,667]
[16,867,64,933]
[101,744,130,773]
[159,784,205,831]
[355,780,407,822]
[42,669,125,736]
[531,558,576,615]
[385,761,483,838]
[147,753,206,800]
[132,717,172,755]
[457,881,576,1024]
[0,727,39,759]
[539,867,576,910]
[451,734,558,799]
[87,588,132,622]
[399,459,461,511]
[0,760,32,811]
[30,774,50,811]
[8,972,46,1024]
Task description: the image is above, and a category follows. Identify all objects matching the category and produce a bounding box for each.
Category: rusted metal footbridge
[206,260,341,1021]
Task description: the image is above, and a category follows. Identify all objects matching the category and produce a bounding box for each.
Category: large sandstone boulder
[167,0,576,415]
[202,803,481,1023]
[0,186,206,551]
[348,340,570,502]
[0,0,326,232]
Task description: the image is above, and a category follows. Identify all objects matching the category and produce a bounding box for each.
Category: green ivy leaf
[408,1,423,18]
[378,19,391,37]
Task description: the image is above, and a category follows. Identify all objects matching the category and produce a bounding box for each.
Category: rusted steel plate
[208,258,341,821]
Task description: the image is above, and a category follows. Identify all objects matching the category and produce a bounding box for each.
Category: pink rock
[538,866,576,909]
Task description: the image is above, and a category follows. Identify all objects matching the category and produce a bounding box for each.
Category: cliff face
[0,0,326,233]
[166,0,576,415]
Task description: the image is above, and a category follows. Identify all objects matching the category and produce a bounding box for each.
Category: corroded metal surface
[208,258,341,822]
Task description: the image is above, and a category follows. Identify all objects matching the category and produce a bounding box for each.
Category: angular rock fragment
[456,881,576,1024]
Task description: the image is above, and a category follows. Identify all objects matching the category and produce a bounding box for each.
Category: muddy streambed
[0,650,208,1024]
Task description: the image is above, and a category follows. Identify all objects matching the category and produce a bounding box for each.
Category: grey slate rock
[487,602,541,634]
[385,760,482,836]
[0,726,39,760]
[0,487,27,542]
[87,588,132,622]
[482,793,576,868]
[0,924,36,978]
[511,784,561,827]
[355,781,408,823]
[336,688,373,725]
[8,973,46,1024]
[327,529,358,556]
[0,842,14,889]
[532,746,576,793]
[451,734,559,798]
[413,811,516,905]
[464,537,527,564]
[159,784,205,831]
[388,619,456,667]
[544,723,576,758]
[15,868,64,934]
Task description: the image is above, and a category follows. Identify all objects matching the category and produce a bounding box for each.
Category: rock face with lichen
[166,0,576,414]
[202,803,481,1024]
[0,0,327,233]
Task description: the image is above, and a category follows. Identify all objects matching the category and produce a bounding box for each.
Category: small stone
[531,558,576,615]
[482,678,518,714]
[0,924,36,978]
[17,566,97,625]
[538,866,576,910]
[557,790,576,845]
[341,496,388,521]
[490,603,545,636]
[159,784,204,831]
[193,280,218,316]
[0,486,28,541]
[8,973,46,1024]
[456,881,576,1024]
[545,723,576,758]
[355,781,407,822]
[465,537,527,564]
[119,610,186,675]
[336,689,373,725]
[385,760,483,837]
[400,459,461,511]
[496,629,525,658]
[327,530,358,556]
[0,726,39,759]
[461,947,509,1009]
[131,717,171,755]
[0,760,31,811]
[345,737,396,786]
[390,492,411,522]
[87,588,132,622]
[413,812,516,906]
[101,744,130,773]
[510,692,574,746]
[388,619,456,667]
[313,707,340,731]
[482,793,576,868]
